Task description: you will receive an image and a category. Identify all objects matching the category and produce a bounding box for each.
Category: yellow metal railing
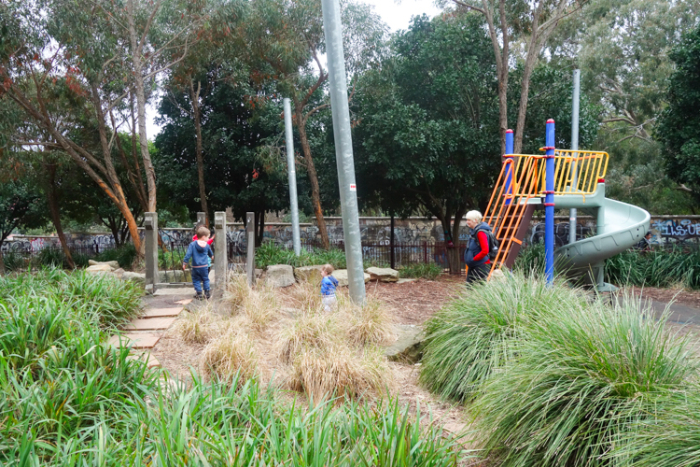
[481,149,609,279]
[510,150,609,197]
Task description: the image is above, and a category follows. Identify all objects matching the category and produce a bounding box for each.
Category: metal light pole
[321,0,366,305]
[569,69,580,244]
[283,98,302,256]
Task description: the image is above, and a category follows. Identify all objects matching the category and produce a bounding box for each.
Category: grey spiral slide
[546,183,651,291]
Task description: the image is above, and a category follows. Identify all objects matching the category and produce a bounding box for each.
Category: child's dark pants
[191,267,210,294]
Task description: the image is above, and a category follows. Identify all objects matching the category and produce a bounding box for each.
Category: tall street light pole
[321,0,366,305]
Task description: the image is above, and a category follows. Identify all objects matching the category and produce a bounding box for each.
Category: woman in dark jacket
[464,210,492,284]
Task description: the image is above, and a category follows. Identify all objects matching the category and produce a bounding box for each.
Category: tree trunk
[127,0,157,213]
[440,215,460,275]
[255,211,265,247]
[46,162,75,269]
[296,112,330,249]
[191,81,210,226]
[0,247,5,276]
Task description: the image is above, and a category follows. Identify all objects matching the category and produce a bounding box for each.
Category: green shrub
[71,252,91,268]
[473,293,697,467]
[399,263,443,280]
[420,272,588,403]
[95,243,137,269]
[605,247,700,289]
[256,242,347,269]
[513,243,546,273]
[35,247,67,269]
[0,270,469,465]
[616,387,700,467]
[1,250,26,272]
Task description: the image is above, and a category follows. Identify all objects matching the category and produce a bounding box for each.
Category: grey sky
[147,0,443,137]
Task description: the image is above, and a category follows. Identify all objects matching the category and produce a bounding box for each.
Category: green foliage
[513,243,546,273]
[605,247,700,289]
[617,387,700,467]
[0,269,142,328]
[1,250,26,272]
[474,294,697,467]
[658,22,700,202]
[399,263,443,280]
[0,273,467,465]
[420,273,588,402]
[94,244,138,269]
[255,242,347,270]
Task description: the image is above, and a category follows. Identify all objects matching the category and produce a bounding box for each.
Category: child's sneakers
[194,292,204,300]
[205,290,211,300]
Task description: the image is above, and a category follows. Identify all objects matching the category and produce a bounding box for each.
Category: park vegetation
[0,270,467,465]
[1,0,698,272]
[420,272,700,466]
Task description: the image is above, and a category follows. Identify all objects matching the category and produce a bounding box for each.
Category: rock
[294,265,325,283]
[158,270,189,283]
[365,267,399,282]
[86,263,113,273]
[331,269,371,287]
[397,278,417,284]
[88,259,119,270]
[384,324,426,363]
[265,264,296,288]
[112,268,125,279]
[122,271,146,283]
[490,268,506,282]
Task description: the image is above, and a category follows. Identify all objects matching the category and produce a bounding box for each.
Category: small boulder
[365,267,399,282]
[294,265,324,283]
[331,269,370,287]
[112,268,125,279]
[86,263,113,273]
[88,259,119,270]
[384,324,426,363]
[122,271,146,284]
[265,264,296,288]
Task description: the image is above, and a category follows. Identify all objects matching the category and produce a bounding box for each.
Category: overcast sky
[147,0,443,137]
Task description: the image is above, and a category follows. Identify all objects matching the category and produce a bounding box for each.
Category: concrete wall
[4,214,699,256]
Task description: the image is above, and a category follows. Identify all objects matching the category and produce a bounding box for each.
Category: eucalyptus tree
[657,23,700,203]
[439,0,586,153]
[0,0,201,252]
[237,0,387,249]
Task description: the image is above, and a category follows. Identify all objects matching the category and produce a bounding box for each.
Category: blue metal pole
[545,119,556,284]
[505,129,514,205]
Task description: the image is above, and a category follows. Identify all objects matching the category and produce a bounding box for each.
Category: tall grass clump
[473,294,698,467]
[606,246,700,289]
[399,263,443,280]
[0,268,142,328]
[419,272,590,403]
[94,243,137,269]
[616,387,700,467]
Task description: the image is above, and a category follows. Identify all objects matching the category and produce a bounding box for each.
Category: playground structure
[484,120,651,291]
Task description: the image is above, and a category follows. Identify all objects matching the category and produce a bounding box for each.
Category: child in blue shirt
[320,264,339,312]
[183,226,214,300]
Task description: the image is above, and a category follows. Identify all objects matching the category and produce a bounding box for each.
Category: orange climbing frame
[482,150,609,279]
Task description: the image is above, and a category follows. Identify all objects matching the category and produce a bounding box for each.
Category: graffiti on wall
[651,219,700,241]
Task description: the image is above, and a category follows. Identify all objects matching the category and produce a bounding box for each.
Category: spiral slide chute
[552,183,650,291]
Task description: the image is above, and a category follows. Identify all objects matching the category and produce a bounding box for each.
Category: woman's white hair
[466,210,483,222]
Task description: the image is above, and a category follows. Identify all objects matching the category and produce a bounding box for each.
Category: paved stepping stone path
[109,290,193,369]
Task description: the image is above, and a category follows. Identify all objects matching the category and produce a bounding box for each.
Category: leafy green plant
[0,270,470,466]
[420,272,588,403]
[473,294,698,467]
[35,247,67,268]
[255,242,347,269]
[399,263,443,280]
[95,243,137,269]
[616,387,700,467]
[1,250,26,272]
[606,247,700,289]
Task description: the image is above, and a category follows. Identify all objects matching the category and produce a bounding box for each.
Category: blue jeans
[192,267,210,294]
